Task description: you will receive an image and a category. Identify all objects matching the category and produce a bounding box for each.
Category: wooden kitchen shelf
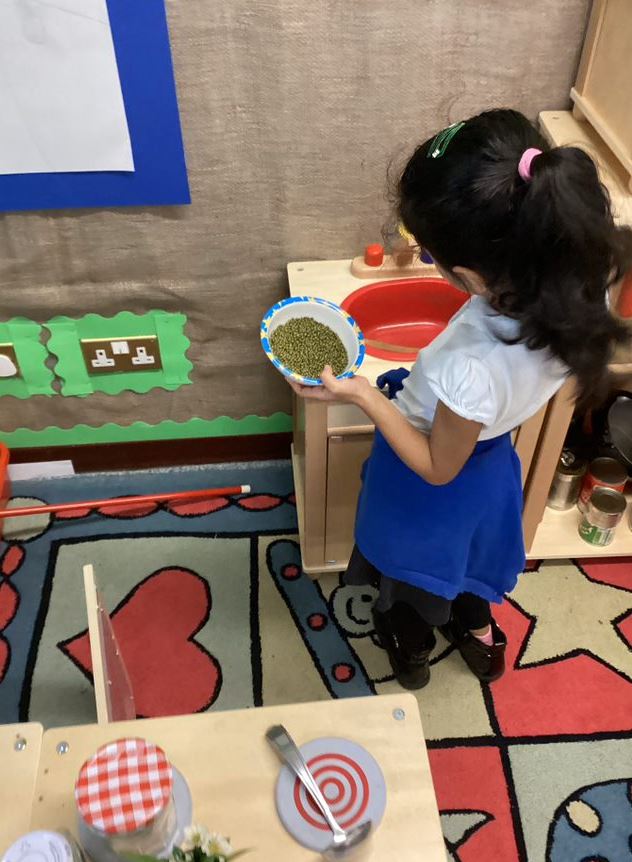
[528,499,632,560]
[569,0,632,192]
[539,111,632,224]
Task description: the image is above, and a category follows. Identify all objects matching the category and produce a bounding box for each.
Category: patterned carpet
[1,461,631,861]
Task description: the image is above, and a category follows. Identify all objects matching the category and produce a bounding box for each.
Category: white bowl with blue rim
[261,296,365,386]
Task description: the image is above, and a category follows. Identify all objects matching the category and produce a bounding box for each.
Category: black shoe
[373,608,436,690]
[439,616,506,682]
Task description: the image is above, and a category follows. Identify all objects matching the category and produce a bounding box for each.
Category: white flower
[203,834,234,858]
[180,824,212,853]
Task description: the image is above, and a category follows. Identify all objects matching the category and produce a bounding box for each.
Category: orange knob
[364,243,384,267]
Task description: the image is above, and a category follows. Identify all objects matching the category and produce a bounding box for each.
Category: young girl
[291,109,632,690]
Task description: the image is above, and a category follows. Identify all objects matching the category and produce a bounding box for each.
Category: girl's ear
[452,266,489,298]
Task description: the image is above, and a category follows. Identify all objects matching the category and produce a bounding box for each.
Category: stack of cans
[548,453,629,547]
[577,458,628,547]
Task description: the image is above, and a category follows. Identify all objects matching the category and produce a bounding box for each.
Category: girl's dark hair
[398,108,632,406]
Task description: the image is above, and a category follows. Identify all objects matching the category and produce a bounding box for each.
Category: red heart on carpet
[55,507,92,520]
[59,567,221,717]
[97,501,160,518]
[237,494,283,511]
[0,581,19,683]
[1,545,25,577]
[0,636,8,684]
[165,497,231,516]
[0,580,19,629]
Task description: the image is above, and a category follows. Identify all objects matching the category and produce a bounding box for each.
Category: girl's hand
[288,366,373,405]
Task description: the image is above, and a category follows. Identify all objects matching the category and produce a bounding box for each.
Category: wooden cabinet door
[513,403,548,488]
[322,402,562,569]
[522,379,577,551]
[325,433,374,568]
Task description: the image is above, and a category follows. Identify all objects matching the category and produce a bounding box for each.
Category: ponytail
[398,109,632,406]
[504,146,631,405]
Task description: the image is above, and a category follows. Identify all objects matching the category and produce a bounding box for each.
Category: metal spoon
[266,725,372,859]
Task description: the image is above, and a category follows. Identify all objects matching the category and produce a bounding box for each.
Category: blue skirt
[354,431,525,604]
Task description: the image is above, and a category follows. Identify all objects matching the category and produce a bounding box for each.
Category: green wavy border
[0,413,292,448]
[46,310,192,396]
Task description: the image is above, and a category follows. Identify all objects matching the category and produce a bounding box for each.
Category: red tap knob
[364,243,384,267]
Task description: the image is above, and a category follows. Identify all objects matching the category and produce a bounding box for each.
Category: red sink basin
[342,277,468,361]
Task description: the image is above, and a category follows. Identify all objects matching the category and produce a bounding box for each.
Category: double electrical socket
[80,336,163,375]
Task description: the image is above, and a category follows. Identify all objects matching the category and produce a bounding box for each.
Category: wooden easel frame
[83,564,136,724]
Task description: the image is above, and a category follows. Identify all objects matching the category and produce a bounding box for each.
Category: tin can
[578,487,627,546]
[578,457,627,512]
[3,831,85,862]
[547,450,587,510]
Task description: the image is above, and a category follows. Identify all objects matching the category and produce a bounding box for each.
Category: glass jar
[75,738,177,858]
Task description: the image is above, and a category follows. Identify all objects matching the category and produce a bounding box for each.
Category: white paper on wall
[0,0,134,174]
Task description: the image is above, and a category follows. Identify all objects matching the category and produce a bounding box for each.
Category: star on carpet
[510,562,632,682]
[440,810,492,861]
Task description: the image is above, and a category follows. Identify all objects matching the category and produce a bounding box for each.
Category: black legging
[390,591,492,653]
[452,591,492,629]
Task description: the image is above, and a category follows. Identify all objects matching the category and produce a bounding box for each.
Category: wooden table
[0,723,43,853]
[30,694,445,861]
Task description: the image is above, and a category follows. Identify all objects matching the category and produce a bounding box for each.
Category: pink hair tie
[518,148,542,182]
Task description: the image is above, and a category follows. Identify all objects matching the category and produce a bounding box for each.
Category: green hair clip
[427,121,466,159]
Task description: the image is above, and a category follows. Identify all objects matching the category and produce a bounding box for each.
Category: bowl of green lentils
[260,296,366,386]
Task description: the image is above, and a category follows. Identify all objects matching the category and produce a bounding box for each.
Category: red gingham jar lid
[75,738,173,835]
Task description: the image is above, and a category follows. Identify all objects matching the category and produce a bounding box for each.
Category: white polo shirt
[394,296,568,440]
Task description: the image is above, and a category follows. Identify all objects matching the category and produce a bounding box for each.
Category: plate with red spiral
[274,737,387,852]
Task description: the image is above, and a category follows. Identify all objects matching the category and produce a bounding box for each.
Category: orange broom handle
[0,485,251,519]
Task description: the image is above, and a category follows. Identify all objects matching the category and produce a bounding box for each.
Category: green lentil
[271,317,349,378]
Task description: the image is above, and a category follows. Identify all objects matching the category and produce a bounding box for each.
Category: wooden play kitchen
[1,695,446,862]
[289,106,632,575]
[289,255,632,574]
[288,258,555,575]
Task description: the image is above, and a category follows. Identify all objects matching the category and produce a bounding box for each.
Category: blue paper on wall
[0,0,190,212]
